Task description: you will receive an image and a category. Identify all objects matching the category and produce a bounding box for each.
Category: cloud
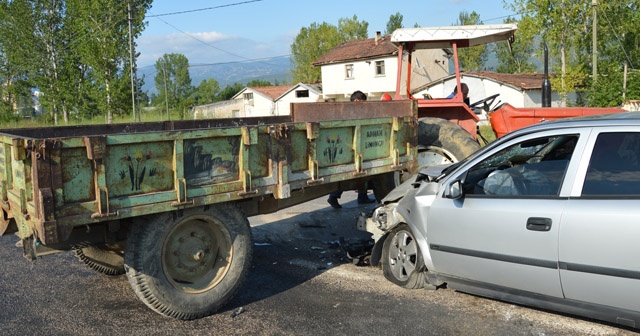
[137,31,292,68]
[137,31,233,66]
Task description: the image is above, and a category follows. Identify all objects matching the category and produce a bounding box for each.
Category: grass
[478,124,497,146]
[0,109,186,129]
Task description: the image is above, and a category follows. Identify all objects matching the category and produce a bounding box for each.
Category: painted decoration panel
[106,142,174,196]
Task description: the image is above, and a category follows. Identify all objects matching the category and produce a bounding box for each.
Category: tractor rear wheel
[417,117,480,168]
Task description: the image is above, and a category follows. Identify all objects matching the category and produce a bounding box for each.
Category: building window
[295,90,309,98]
[244,92,254,106]
[375,60,385,76]
[345,64,354,79]
[232,110,240,117]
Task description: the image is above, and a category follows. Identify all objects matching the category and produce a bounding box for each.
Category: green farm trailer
[0,100,418,319]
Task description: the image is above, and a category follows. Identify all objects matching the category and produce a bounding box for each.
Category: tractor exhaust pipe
[542,43,552,107]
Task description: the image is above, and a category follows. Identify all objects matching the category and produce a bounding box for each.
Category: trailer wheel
[417,117,480,168]
[73,244,125,276]
[124,203,252,320]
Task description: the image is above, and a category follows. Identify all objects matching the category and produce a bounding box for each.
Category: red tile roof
[465,71,551,90]
[313,35,398,66]
[250,85,295,100]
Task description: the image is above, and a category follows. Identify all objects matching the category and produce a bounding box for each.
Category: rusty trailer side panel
[0,100,417,249]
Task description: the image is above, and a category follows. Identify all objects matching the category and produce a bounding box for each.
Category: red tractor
[391,24,624,167]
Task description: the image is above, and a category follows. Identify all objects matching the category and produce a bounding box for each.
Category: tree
[217,83,245,101]
[154,53,194,119]
[338,15,368,41]
[494,17,536,73]
[385,12,403,35]
[0,0,151,124]
[291,17,369,84]
[454,11,488,71]
[246,79,273,87]
[507,0,590,104]
[0,0,36,122]
[589,64,640,107]
[191,78,221,105]
[67,0,152,123]
[290,22,341,83]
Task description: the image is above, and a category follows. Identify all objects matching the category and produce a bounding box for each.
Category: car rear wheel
[381,224,425,289]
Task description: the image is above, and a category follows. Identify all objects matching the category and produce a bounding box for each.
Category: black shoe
[327,197,342,209]
[357,197,375,204]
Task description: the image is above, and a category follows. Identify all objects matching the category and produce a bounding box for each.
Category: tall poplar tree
[154,53,193,119]
[291,16,369,83]
[494,17,536,73]
[454,11,488,71]
[507,0,590,104]
[385,12,403,35]
[67,0,151,123]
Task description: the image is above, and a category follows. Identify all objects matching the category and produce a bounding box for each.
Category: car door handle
[526,217,552,232]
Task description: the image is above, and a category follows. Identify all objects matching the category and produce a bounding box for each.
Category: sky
[136,0,518,70]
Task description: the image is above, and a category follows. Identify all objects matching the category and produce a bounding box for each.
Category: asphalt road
[0,192,635,336]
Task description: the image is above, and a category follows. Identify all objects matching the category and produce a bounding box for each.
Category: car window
[463,135,578,197]
[582,132,640,196]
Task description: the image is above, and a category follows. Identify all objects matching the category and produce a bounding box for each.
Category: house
[412,71,575,119]
[313,32,450,101]
[192,99,244,119]
[193,83,321,119]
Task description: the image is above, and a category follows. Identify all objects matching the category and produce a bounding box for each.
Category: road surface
[0,191,634,336]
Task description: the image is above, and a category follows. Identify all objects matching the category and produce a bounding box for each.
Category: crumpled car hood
[381,163,452,203]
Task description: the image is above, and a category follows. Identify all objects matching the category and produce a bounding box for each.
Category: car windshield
[462,134,579,196]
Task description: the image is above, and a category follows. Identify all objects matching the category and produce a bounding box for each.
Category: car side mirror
[444,180,463,199]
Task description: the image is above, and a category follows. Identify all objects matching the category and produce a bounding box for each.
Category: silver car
[360,112,640,329]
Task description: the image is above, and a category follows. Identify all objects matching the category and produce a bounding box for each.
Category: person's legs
[356,185,374,204]
[327,191,342,209]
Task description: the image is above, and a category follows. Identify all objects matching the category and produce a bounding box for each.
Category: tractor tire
[124,203,252,320]
[417,117,480,168]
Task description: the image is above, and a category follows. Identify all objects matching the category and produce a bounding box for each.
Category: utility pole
[128,2,138,122]
[592,0,598,81]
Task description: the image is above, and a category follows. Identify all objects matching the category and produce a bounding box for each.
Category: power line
[145,0,285,68]
[147,0,263,18]
[599,8,634,69]
[152,15,252,61]
[139,54,291,76]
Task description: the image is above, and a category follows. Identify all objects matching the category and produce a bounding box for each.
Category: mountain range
[139,57,293,95]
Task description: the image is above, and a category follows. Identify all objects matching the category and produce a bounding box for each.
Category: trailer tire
[417,117,480,168]
[124,203,252,320]
[73,244,125,276]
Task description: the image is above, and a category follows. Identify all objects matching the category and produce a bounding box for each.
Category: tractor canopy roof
[391,24,517,49]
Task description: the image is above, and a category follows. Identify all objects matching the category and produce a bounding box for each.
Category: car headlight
[371,206,388,230]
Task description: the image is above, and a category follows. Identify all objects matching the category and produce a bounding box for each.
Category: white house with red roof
[193,83,321,119]
[312,32,450,102]
[413,71,572,108]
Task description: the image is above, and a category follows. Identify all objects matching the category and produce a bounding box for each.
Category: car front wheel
[381,224,426,289]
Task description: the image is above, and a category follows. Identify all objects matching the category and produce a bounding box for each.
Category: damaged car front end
[357,163,460,290]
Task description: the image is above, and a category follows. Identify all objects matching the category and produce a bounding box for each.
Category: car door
[425,129,589,298]
[559,129,640,314]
